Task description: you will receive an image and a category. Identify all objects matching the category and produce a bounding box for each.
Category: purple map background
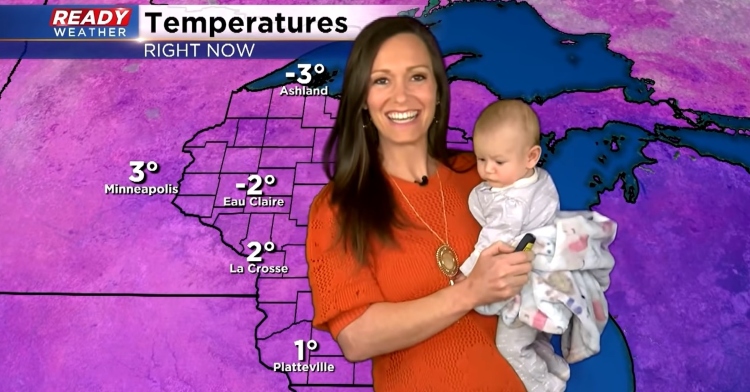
[1,0,749,391]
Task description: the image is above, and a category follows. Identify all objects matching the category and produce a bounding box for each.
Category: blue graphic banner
[0,41,334,59]
[0,5,140,39]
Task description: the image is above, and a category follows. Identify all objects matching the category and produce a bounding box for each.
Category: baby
[460,100,617,392]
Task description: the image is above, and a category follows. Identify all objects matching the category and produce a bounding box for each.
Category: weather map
[1,0,748,392]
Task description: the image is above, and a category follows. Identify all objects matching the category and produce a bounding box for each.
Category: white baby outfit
[460,168,617,392]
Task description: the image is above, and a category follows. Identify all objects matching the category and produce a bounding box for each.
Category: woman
[305,16,633,391]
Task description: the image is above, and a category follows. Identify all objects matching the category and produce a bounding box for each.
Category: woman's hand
[463,241,533,308]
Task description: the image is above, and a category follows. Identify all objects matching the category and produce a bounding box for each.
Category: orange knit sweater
[305,153,526,392]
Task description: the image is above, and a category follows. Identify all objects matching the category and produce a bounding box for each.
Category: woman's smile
[386,110,420,124]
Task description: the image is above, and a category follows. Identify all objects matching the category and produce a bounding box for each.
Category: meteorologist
[305,16,629,392]
[305,16,528,391]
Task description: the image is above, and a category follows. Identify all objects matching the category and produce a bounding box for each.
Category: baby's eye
[477,158,485,162]
[495,161,504,165]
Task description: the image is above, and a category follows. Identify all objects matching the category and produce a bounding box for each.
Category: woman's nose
[393,81,407,103]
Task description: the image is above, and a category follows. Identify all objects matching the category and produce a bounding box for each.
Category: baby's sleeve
[305,191,385,340]
[467,185,487,226]
[460,245,483,277]
[462,229,512,316]
[523,173,560,230]
[461,187,490,276]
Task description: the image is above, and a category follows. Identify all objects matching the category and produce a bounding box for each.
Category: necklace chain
[389,170,450,247]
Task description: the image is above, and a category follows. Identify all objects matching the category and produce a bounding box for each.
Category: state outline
[170,86,363,390]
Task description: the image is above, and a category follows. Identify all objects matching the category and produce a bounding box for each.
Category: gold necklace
[390,169,459,285]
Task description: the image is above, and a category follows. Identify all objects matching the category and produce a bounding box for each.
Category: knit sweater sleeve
[305,189,385,340]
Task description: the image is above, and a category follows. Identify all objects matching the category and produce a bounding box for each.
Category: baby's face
[473,125,535,188]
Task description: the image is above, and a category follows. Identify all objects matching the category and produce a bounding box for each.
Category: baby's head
[472,100,542,187]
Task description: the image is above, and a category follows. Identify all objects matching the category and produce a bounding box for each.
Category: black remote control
[514,233,536,252]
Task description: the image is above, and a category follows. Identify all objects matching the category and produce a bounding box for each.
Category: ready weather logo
[50,8,132,38]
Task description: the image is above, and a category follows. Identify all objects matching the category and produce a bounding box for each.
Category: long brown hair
[323,16,464,265]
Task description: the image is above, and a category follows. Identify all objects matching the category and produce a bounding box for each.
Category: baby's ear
[527,145,542,168]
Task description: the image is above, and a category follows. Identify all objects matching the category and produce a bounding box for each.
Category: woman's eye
[373,78,388,85]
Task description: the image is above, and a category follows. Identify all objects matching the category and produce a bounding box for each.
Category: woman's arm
[337,280,476,362]
[336,241,532,362]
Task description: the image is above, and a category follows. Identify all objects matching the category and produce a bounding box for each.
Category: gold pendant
[436,244,458,278]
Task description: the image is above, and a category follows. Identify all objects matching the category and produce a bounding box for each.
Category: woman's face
[366,33,438,148]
